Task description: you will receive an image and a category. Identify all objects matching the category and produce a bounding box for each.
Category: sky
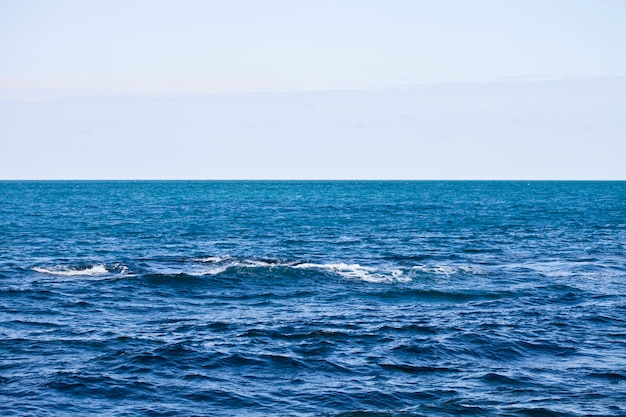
[1,0,625,179]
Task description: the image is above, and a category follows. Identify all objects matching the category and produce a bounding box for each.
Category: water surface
[1,181,625,416]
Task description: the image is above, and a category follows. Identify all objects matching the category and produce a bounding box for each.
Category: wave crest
[33,264,109,276]
[295,262,411,283]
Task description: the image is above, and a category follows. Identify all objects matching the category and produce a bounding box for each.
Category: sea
[0,180,624,417]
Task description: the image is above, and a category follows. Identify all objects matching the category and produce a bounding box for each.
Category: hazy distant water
[1,181,625,416]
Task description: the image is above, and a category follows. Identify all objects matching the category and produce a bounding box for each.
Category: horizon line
[2,75,624,102]
[1,179,624,182]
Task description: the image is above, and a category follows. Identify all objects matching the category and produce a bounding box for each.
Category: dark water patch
[441,334,531,362]
[462,247,503,254]
[124,344,202,369]
[327,411,398,417]
[293,340,336,357]
[300,357,356,375]
[138,273,221,286]
[391,342,440,357]
[122,408,180,417]
[370,288,513,303]
[0,337,110,358]
[217,289,316,302]
[45,372,156,398]
[6,319,65,329]
[587,372,626,382]
[378,324,438,334]
[257,353,307,370]
[417,400,490,417]
[583,314,625,326]
[307,389,415,413]
[183,389,263,409]
[59,299,91,308]
[480,372,541,387]
[382,253,433,263]
[197,352,264,370]
[379,363,459,375]
[517,340,578,357]
[238,327,354,342]
[502,407,575,417]
[206,321,235,331]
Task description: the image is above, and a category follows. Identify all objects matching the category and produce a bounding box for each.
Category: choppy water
[1,181,625,416]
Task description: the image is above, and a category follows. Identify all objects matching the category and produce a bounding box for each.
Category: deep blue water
[1,181,625,416]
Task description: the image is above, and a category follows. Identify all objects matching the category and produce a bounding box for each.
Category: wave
[498,260,626,281]
[29,256,490,283]
[195,257,412,283]
[294,262,410,283]
[33,264,109,276]
[155,256,493,282]
[188,257,281,276]
[410,265,485,276]
[195,256,231,264]
[31,262,130,277]
[196,257,284,268]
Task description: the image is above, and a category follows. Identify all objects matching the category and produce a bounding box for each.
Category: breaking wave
[32,263,130,277]
[33,264,109,276]
[294,262,410,283]
[190,257,489,282]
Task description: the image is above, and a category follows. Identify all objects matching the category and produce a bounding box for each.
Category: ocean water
[1,180,625,417]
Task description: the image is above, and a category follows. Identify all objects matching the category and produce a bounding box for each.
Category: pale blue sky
[1,1,625,179]
[2,0,625,94]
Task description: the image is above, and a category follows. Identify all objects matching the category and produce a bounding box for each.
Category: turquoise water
[1,181,625,416]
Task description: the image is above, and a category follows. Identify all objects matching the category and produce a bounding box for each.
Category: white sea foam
[192,257,417,282]
[33,264,108,276]
[521,261,577,278]
[195,257,282,269]
[295,262,410,283]
[411,265,457,275]
[186,266,229,276]
[391,269,404,278]
[411,265,484,276]
[239,260,274,267]
[196,256,230,263]
[458,265,484,274]
[203,266,229,275]
[190,258,276,275]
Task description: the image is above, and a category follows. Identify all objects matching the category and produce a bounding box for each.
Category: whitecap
[33,264,108,276]
[184,266,230,276]
[194,256,277,268]
[295,262,373,273]
[190,257,415,282]
[201,266,229,275]
[196,256,230,264]
[391,269,404,278]
[239,260,275,267]
[294,262,410,283]
[411,265,457,275]
[410,265,484,276]
[521,261,577,278]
